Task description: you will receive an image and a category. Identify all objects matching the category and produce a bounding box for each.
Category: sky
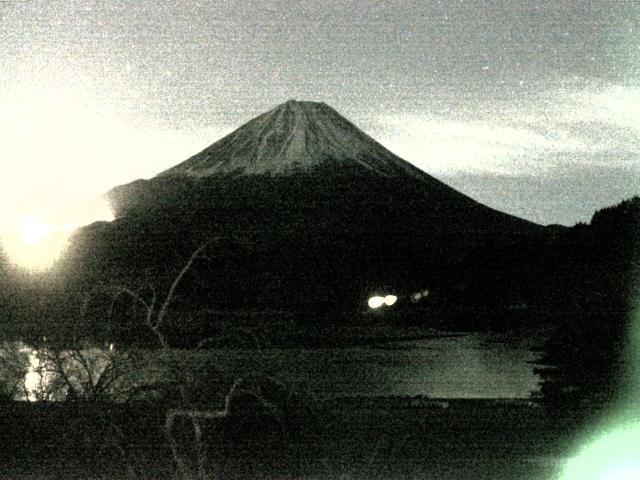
[1,0,638,227]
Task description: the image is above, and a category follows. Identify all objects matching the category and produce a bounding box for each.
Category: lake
[7,330,544,401]
[198,331,543,399]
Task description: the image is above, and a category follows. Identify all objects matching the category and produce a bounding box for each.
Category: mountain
[159,100,431,179]
[59,100,548,344]
[107,100,536,230]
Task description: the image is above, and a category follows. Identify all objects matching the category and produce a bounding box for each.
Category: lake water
[8,331,543,400]
[200,332,542,399]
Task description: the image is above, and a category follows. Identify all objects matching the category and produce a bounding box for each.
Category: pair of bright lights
[368,295,398,309]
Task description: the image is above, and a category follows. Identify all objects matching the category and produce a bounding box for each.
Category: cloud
[376,115,569,175]
[564,84,640,132]
[440,160,640,226]
[372,83,640,177]
[368,82,639,225]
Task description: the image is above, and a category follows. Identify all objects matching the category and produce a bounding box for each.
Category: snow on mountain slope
[158,100,429,180]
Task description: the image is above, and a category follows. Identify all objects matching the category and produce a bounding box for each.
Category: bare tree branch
[154,241,212,333]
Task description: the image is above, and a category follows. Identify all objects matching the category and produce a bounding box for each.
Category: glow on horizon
[17,216,51,245]
[1,197,115,271]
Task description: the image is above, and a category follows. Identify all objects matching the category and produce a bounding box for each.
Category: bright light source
[602,463,640,480]
[2,216,69,270]
[368,296,386,309]
[561,424,640,480]
[384,295,398,306]
[1,198,115,271]
[18,216,50,245]
[368,294,398,309]
[23,349,45,401]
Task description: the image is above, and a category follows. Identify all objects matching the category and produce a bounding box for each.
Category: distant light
[368,296,386,309]
[384,295,398,306]
[411,292,423,303]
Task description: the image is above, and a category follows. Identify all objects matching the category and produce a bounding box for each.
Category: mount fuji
[62,100,545,341]
[107,100,535,229]
[160,100,433,179]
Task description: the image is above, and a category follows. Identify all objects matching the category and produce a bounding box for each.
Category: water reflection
[1,333,541,401]
[196,333,541,399]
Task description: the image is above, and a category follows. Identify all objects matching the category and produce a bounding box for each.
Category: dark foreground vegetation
[0,197,636,479]
[0,398,583,480]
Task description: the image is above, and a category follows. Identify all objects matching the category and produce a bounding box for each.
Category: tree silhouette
[534,197,639,412]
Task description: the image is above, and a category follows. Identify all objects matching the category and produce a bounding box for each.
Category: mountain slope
[108,100,536,233]
[159,100,430,179]
[61,100,547,342]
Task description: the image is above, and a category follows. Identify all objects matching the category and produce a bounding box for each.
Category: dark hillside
[535,196,639,410]
[59,165,547,342]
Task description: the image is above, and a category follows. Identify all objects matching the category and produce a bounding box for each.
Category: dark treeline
[534,196,639,411]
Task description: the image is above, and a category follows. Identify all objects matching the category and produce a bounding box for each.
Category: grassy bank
[0,398,583,479]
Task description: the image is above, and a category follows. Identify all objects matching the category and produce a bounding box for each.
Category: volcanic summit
[159,100,428,179]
